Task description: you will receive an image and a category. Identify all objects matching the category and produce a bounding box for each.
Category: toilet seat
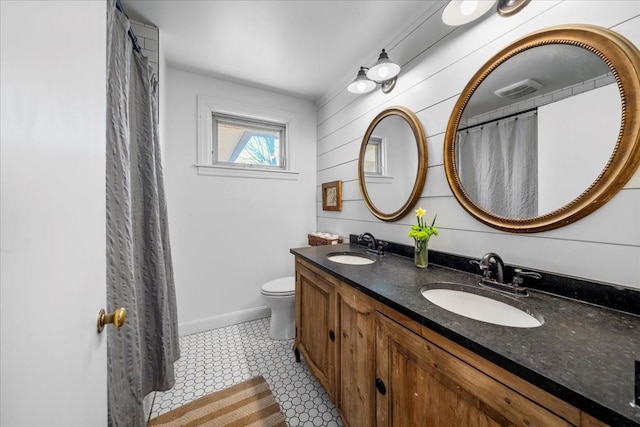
[261,276,295,296]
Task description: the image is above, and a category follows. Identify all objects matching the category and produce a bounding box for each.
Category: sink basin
[327,252,376,265]
[421,286,543,328]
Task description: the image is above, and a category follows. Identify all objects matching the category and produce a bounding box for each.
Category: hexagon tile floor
[149,317,343,426]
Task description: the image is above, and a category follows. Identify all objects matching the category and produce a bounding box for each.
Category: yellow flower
[408,207,439,242]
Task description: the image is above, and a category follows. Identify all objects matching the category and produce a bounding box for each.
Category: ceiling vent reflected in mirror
[494,78,543,99]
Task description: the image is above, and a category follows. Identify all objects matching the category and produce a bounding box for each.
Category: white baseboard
[178,306,271,337]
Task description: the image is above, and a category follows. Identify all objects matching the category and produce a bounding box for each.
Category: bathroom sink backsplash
[348,234,640,316]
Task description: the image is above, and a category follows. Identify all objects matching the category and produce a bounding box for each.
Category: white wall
[164,67,317,334]
[538,83,620,213]
[316,1,640,289]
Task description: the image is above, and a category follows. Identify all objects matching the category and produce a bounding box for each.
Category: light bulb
[348,66,377,94]
[460,0,478,15]
[377,66,390,79]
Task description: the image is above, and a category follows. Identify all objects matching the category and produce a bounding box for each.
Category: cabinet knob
[329,330,335,341]
[375,378,387,395]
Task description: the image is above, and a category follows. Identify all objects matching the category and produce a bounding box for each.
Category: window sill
[364,175,394,184]
[195,164,299,180]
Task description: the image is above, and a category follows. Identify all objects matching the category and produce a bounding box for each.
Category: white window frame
[364,136,385,176]
[212,113,286,169]
[196,96,298,180]
[363,135,394,184]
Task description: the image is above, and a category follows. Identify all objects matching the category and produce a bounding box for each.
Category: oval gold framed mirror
[444,25,640,233]
[358,106,428,222]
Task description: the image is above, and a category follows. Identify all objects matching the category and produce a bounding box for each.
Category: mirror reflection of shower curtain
[457,111,538,218]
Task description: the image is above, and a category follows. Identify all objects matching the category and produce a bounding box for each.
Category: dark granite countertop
[290,243,640,426]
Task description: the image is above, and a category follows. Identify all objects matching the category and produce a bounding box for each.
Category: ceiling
[123,0,442,102]
[463,43,612,118]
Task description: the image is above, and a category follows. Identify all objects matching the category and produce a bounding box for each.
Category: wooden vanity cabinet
[295,259,337,400]
[294,258,608,427]
[335,283,376,427]
[295,258,376,426]
[375,313,570,427]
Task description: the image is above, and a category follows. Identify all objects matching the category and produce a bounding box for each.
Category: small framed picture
[322,181,342,211]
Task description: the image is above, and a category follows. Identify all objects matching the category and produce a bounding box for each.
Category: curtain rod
[457,106,538,133]
[115,0,142,53]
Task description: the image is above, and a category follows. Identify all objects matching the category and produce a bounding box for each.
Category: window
[364,136,385,175]
[212,114,285,169]
[197,96,298,180]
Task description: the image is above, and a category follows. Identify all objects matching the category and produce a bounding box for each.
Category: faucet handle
[512,268,542,286]
[470,259,492,279]
[377,240,388,250]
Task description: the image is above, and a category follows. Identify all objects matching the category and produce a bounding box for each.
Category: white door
[1,1,108,425]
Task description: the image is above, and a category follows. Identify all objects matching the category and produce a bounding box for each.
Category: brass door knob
[97,308,127,333]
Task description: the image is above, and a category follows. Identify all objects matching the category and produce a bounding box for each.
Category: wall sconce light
[496,0,531,17]
[347,67,377,94]
[347,49,401,95]
[442,0,496,26]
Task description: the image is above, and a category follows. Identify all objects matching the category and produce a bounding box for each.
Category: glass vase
[414,239,429,268]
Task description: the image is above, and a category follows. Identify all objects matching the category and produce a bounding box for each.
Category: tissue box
[308,233,343,246]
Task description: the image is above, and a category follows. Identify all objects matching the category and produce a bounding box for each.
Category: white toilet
[261,276,296,340]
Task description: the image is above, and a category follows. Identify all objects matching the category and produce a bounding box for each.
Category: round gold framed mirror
[444,25,640,233]
[358,106,428,222]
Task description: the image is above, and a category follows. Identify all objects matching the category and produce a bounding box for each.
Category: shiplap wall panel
[316,3,450,124]
[317,139,360,171]
[613,9,640,42]
[340,180,364,202]
[316,1,561,136]
[315,2,445,115]
[319,0,638,136]
[423,166,454,198]
[318,159,358,184]
[319,187,640,251]
[317,135,640,243]
[316,1,640,288]
[425,134,446,167]
[627,168,640,188]
[318,112,374,155]
[316,1,570,125]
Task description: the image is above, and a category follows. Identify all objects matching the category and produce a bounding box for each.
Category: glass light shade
[348,67,376,94]
[442,0,496,26]
[366,49,401,82]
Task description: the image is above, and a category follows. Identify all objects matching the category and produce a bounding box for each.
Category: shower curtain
[106,2,180,426]
[457,112,538,218]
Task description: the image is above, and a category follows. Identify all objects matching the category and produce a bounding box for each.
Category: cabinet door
[376,313,571,427]
[336,285,376,427]
[296,262,336,398]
